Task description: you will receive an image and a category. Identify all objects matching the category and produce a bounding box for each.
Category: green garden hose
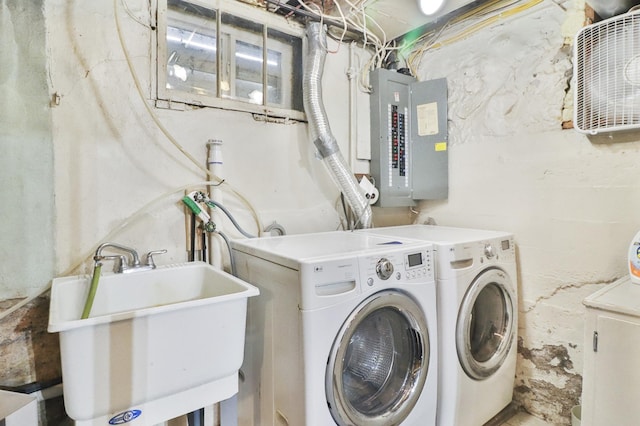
[81,263,102,319]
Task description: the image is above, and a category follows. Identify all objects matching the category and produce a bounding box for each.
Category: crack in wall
[559,0,588,127]
[560,44,575,127]
[523,276,621,313]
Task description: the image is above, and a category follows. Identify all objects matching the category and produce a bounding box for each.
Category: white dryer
[230,231,438,426]
[359,225,518,426]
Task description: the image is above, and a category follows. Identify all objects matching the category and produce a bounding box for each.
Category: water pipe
[182,194,216,233]
[205,199,256,239]
[183,190,256,239]
[215,231,238,276]
[207,140,224,269]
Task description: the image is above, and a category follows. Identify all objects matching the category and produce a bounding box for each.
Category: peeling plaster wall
[413,0,640,423]
[0,2,59,420]
[0,297,60,386]
[0,0,54,299]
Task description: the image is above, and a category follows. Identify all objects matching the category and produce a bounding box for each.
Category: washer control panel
[362,246,434,287]
[300,242,434,310]
[403,250,433,281]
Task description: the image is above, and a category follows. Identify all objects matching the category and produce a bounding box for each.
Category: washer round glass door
[326,290,430,426]
[456,267,515,380]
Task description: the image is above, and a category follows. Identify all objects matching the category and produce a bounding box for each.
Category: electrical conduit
[303,22,372,229]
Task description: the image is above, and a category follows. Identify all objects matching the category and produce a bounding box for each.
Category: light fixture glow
[418,0,445,15]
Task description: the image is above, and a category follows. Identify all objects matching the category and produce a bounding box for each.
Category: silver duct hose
[303,22,372,229]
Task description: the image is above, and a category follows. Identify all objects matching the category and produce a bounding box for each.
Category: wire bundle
[268,0,546,85]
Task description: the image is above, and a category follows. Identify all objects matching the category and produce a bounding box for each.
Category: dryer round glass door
[456,267,516,380]
[325,290,430,426]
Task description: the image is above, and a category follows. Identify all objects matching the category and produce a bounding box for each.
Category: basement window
[157,0,304,120]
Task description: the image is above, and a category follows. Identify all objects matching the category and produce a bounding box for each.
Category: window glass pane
[221,13,264,105]
[235,40,264,103]
[267,28,303,112]
[166,0,217,97]
[159,0,305,119]
[265,47,282,105]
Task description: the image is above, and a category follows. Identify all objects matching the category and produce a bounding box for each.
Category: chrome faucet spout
[94,243,166,273]
[95,243,141,273]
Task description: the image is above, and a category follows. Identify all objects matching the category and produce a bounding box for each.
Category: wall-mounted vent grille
[574,11,640,134]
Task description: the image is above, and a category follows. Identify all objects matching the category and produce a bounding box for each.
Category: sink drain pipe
[303,22,372,229]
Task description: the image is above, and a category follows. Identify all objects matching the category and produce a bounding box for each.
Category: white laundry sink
[48,261,259,426]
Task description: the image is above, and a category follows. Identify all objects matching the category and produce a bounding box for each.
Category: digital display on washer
[407,252,423,267]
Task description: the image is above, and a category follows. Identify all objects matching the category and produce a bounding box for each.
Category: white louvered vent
[574,11,640,134]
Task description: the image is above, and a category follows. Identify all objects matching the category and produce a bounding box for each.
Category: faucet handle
[145,250,167,268]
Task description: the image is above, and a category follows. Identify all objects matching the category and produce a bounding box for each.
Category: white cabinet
[582,277,640,426]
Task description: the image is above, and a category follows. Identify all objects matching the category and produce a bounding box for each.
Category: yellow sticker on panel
[435,142,447,152]
[417,102,439,136]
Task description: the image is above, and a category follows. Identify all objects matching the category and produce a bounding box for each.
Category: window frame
[155,0,306,121]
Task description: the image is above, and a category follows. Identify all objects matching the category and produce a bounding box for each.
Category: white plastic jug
[629,231,640,284]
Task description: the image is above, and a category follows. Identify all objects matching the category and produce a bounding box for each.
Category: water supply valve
[182,191,217,233]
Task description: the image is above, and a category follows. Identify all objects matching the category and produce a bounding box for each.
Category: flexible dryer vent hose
[303,22,372,229]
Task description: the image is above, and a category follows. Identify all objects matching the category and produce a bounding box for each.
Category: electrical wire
[430,0,544,48]
[406,0,545,75]
[267,0,402,93]
[339,193,352,230]
[290,0,392,82]
[121,0,152,28]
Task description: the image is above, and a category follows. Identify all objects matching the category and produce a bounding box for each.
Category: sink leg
[187,408,205,426]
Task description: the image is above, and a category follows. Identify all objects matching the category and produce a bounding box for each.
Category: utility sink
[48,261,259,426]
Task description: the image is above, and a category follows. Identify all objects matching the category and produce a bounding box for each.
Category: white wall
[413,0,640,422]
[45,0,376,279]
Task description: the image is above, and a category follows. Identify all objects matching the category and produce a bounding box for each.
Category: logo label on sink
[108,409,142,424]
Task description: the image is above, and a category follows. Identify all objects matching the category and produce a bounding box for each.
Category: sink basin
[48,261,259,425]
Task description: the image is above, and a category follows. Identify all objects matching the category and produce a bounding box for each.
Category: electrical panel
[370,68,448,207]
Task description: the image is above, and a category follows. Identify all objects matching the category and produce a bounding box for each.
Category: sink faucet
[94,242,166,274]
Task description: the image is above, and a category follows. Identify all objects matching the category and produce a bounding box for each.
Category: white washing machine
[359,225,518,426]
[230,231,438,426]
